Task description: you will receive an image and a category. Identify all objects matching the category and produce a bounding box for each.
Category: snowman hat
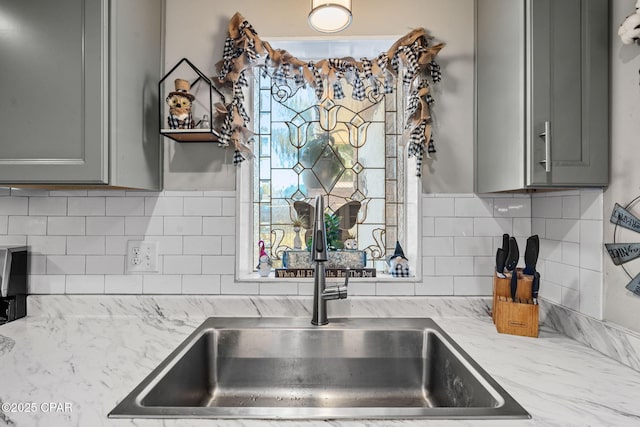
[386,241,408,264]
[168,78,195,101]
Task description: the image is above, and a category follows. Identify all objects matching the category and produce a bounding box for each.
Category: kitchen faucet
[310,195,348,326]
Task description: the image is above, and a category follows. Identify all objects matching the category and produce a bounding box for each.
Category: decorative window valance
[213,12,444,177]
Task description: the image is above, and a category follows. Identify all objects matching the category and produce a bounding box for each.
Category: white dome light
[308,0,352,33]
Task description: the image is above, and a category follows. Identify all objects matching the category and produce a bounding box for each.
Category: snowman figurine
[256,240,272,277]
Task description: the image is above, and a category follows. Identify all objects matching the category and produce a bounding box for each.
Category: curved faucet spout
[310,196,348,326]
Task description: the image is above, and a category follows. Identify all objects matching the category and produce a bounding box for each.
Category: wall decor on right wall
[605,195,640,296]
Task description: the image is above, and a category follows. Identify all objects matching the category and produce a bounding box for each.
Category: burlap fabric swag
[214,12,444,177]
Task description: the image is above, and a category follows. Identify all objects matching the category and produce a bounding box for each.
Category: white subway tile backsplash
[434,217,473,237]
[202,256,235,274]
[580,220,603,272]
[376,282,414,296]
[0,197,28,215]
[105,275,143,294]
[184,236,222,255]
[513,217,532,237]
[562,242,580,267]
[184,197,222,216]
[164,217,202,235]
[473,217,512,237]
[546,219,580,243]
[182,275,221,294]
[202,217,235,236]
[422,237,454,256]
[86,256,125,274]
[29,255,47,274]
[455,198,493,217]
[106,236,141,255]
[532,196,562,219]
[493,197,531,218]
[125,217,163,236]
[561,287,580,312]
[106,197,145,216]
[580,268,603,319]
[28,275,66,294]
[453,276,492,295]
[143,275,182,294]
[164,255,202,274]
[580,189,603,220]
[145,197,183,216]
[67,236,105,255]
[66,275,105,294]
[0,189,603,316]
[47,217,85,235]
[422,197,454,217]
[546,260,580,290]
[68,197,105,216]
[454,237,493,256]
[416,276,454,295]
[562,196,580,219]
[28,197,67,216]
[435,256,474,276]
[28,236,66,255]
[0,236,27,246]
[8,216,47,235]
[47,256,85,275]
[86,217,125,236]
[222,198,236,216]
[221,236,236,255]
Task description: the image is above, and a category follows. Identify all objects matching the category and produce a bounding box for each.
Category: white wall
[163,0,475,193]
[604,1,640,332]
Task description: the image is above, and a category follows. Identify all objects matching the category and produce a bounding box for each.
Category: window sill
[236,272,421,283]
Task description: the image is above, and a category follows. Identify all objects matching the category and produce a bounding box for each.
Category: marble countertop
[1,295,639,427]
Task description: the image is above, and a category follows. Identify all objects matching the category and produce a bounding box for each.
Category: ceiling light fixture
[308,0,352,33]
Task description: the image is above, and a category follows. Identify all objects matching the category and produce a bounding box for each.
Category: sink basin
[109,318,529,420]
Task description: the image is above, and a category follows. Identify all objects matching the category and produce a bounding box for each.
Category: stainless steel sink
[109,318,529,420]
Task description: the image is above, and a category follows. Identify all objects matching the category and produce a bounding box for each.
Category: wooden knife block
[492,270,539,338]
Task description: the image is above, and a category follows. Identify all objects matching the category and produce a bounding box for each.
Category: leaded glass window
[252,68,406,272]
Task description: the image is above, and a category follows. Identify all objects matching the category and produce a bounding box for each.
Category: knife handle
[538,121,551,173]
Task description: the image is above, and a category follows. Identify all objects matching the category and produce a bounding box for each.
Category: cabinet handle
[538,121,551,173]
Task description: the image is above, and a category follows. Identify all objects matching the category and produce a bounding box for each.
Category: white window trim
[235,37,423,282]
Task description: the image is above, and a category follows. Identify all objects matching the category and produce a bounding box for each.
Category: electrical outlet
[127,240,158,273]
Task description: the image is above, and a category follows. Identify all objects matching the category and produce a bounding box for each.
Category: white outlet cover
[127,240,159,273]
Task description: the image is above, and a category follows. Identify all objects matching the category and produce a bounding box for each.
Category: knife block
[492,270,539,338]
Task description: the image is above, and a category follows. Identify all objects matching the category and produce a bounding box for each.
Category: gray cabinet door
[528,0,608,186]
[0,0,107,184]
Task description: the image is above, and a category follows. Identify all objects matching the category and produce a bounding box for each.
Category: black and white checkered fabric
[333,82,345,100]
[429,60,442,83]
[383,75,394,94]
[390,263,411,277]
[308,62,324,99]
[294,67,305,87]
[400,45,420,86]
[218,108,234,147]
[405,90,420,118]
[233,149,245,165]
[361,58,373,79]
[272,66,287,86]
[167,114,193,129]
[391,52,400,75]
[407,119,427,177]
[352,73,366,101]
[427,137,436,156]
[376,53,389,72]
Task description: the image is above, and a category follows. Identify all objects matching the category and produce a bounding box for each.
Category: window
[236,39,421,279]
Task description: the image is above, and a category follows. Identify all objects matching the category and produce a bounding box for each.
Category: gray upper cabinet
[476,0,609,193]
[0,0,162,189]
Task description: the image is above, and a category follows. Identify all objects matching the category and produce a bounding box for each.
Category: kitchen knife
[532,271,540,304]
[502,233,510,252]
[510,270,518,302]
[505,237,519,272]
[523,235,539,275]
[496,248,507,278]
